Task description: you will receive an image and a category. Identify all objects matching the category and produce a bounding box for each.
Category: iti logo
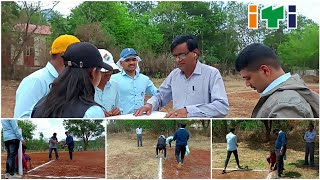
[248,4,297,29]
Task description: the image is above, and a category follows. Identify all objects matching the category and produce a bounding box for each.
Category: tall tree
[63,120,104,150]
[17,120,36,142]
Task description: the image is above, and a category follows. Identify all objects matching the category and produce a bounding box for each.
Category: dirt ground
[2,79,318,118]
[212,169,269,179]
[107,133,210,179]
[1,151,105,179]
[163,148,211,179]
[212,142,319,179]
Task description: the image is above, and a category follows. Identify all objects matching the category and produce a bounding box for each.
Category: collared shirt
[262,73,291,96]
[275,131,286,149]
[147,61,229,117]
[226,132,237,151]
[136,128,142,134]
[14,62,58,118]
[111,70,158,114]
[94,80,120,112]
[83,105,105,118]
[304,130,316,143]
[1,119,24,142]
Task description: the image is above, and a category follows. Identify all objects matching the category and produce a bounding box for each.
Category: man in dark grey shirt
[48,133,59,161]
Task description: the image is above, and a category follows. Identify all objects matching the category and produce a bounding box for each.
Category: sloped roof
[14,23,51,35]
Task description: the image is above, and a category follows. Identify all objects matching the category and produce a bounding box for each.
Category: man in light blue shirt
[2,119,26,178]
[134,35,229,118]
[111,48,158,114]
[222,128,242,174]
[95,49,121,117]
[14,35,80,118]
[304,123,316,166]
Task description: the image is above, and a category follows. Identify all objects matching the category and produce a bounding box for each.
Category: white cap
[98,49,119,72]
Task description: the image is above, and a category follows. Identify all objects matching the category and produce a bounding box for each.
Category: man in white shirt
[136,126,143,147]
[222,128,242,174]
[304,123,316,166]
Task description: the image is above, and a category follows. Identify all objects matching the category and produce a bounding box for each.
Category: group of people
[222,123,317,178]
[48,131,75,161]
[136,123,190,168]
[12,34,319,118]
[1,119,75,179]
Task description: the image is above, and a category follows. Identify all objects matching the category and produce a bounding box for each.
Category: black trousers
[224,150,240,168]
[68,146,74,160]
[175,145,186,164]
[156,144,167,158]
[5,139,20,175]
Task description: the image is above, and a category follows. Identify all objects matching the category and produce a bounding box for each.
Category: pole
[18,128,23,175]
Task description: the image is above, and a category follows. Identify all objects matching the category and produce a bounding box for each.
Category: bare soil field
[2,78,318,118]
[1,151,105,179]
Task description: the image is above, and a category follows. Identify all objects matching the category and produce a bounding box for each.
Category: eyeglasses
[171,52,190,60]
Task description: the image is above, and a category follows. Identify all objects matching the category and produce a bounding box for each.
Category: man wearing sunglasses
[134,35,229,118]
[95,49,121,117]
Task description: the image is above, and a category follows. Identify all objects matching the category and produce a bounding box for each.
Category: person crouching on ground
[156,134,167,159]
[267,149,277,172]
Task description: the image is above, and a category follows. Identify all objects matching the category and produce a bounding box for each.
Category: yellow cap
[49,34,80,55]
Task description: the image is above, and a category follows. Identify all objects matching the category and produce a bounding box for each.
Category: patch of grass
[213,142,319,179]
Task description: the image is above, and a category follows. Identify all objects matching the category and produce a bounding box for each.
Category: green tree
[17,120,36,142]
[278,24,319,70]
[63,120,105,150]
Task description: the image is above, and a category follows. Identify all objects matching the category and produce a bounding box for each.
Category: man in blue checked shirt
[134,35,229,118]
[95,49,121,117]
[111,48,158,114]
[304,123,316,166]
[273,128,287,177]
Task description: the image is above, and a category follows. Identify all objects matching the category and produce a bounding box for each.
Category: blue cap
[120,48,138,59]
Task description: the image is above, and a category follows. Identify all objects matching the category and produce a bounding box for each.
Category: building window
[25,47,31,56]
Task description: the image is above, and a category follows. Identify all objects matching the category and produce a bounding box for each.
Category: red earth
[162,148,211,179]
[1,151,105,179]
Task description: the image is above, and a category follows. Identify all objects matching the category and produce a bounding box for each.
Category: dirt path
[1,151,105,179]
[163,148,211,179]
[107,133,210,179]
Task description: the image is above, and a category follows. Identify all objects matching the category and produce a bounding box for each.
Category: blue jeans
[49,148,59,160]
[5,139,20,175]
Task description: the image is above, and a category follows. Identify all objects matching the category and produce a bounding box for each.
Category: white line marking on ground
[27,174,102,179]
[158,157,162,179]
[212,168,269,172]
[27,160,54,173]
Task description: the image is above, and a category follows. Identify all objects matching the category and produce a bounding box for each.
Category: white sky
[43,0,320,24]
[30,119,106,141]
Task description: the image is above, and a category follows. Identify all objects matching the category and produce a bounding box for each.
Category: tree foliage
[63,120,104,150]
[2,1,319,78]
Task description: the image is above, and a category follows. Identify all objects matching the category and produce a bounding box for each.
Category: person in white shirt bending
[136,126,143,147]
